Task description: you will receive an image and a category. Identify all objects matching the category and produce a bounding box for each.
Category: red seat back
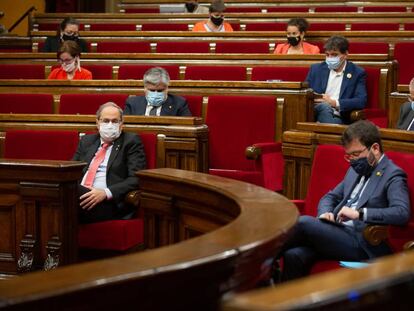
[226,7,262,13]
[156,41,210,53]
[141,23,188,31]
[118,65,180,80]
[362,67,380,109]
[206,95,276,170]
[182,95,203,117]
[0,64,45,79]
[89,24,136,31]
[309,23,346,31]
[124,8,159,13]
[404,23,414,30]
[138,132,158,169]
[315,6,358,12]
[251,66,308,82]
[363,6,407,12]
[348,42,389,54]
[245,23,286,31]
[96,42,151,53]
[59,94,128,114]
[185,66,246,81]
[351,23,400,31]
[82,65,113,80]
[393,42,414,84]
[0,94,53,114]
[215,41,269,54]
[4,130,79,161]
[267,7,308,13]
[229,23,240,31]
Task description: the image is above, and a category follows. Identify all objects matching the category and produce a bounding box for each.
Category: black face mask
[287,36,301,47]
[62,34,79,42]
[350,152,376,176]
[210,16,224,27]
[185,2,197,12]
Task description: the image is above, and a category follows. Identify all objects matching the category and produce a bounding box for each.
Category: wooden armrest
[124,190,141,208]
[363,225,388,246]
[350,110,366,122]
[245,142,282,160]
[403,241,414,250]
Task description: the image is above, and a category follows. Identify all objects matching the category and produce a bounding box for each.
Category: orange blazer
[274,42,320,55]
[192,21,233,32]
[48,67,92,80]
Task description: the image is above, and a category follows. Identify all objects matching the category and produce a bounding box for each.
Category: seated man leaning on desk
[124,67,192,117]
[306,36,367,124]
[279,120,410,281]
[397,77,414,131]
[73,102,146,223]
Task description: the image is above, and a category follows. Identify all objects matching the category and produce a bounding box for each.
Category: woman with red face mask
[192,0,233,32]
[48,40,92,80]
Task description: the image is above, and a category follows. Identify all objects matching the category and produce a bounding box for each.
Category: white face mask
[99,122,121,142]
[62,60,76,73]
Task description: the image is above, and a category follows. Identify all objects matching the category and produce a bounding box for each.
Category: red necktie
[83,143,110,187]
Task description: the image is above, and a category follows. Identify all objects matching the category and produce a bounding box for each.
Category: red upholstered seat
[182,95,203,117]
[78,132,158,251]
[141,23,188,31]
[351,23,400,31]
[185,66,247,81]
[348,42,389,54]
[206,95,283,191]
[0,93,53,114]
[38,23,59,31]
[0,64,45,79]
[251,66,308,82]
[82,65,113,80]
[226,7,262,13]
[267,7,309,13]
[393,42,414,84]
[315,6,358,12]
[363,6,407,12]
[89,24,136,31]
[156,41,210,53]
[4,130,79,161]
[215,41,270,54]
[309,23,346,31]
[124,8,159,13]
[230,23,241,31]
[118,65,180,80]
[96,42,151,53]
[245,23,286,31]
[404,23,414,30]
[59,94,128,114]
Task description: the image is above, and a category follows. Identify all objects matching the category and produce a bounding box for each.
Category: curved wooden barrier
[0,168,298,310]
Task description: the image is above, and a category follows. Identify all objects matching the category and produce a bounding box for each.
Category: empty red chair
[78,132,158,252]
[38,23,59,31]
[141,23,188,31]
[393,42,414,84]
[0,94,53,114]
[4,130,79,161]
[348,42,389,54]
[156,41,210,53]
[309,23,346,31]
[229,23,241,31]
[267,7,309,13]
[124,8,159,13]
[118,65,180,80]
[96,42,151,53]
[59,94,128,114]
[245,23,286,31]
[363,6,407,12]
[315,6,358,12]
[182,95,203,117]
[0,64,45,79]
[82,65,113,80]
[215,41,269,54]
[404,23,414,30]
[251,66,309,82]
[206,95,284,191]
[89,23,136,31]
[226,7,262,13]
[351,23,400,31]
[185,66,246,81]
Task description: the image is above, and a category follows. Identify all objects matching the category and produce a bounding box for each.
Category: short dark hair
[209,0,226,13]
[341,120,383,152]
[287,18,309,33]
[57,40,81,59]
[324,36,349,54]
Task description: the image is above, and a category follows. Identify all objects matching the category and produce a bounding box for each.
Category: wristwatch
[358,209,364,221]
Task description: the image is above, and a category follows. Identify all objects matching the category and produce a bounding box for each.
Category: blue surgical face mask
[325,56,342,70]
[146,90,166,107]
[411,101,414,111]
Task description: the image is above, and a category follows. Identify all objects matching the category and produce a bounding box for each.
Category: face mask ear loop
[76,57,81,72]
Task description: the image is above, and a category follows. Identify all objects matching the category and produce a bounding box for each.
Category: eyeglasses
[58,58,75,65]
[99,118,121,124]
[344,147,367,162]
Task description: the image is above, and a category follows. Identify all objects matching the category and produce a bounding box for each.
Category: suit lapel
[403,109,414,130]
[160,95,173,116]
[321,64,330,91]
[339,62,351,98]
[85,136,101,165]
[107,134,124,170]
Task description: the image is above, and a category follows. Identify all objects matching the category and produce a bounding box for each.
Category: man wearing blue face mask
[397,77,414,130]
[124,67,192,117]
[279,120,410,281]
[306,36,367,124]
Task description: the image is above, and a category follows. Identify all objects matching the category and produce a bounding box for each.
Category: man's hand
[336,206,359,222]
[80,187,107,210]
[314,94,336,107]
[319,212,335,222]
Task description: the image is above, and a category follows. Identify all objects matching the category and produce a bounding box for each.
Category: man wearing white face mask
[397,77,414,131]
[306,36,367,124]
[124,67,192,116]
[73,102,146,223]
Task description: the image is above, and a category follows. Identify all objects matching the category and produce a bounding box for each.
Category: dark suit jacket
[306,61,367,123]
[72,132,146,220]
[123,94,192,116]
[317,155,410,258]
[397,101,414,130]
[42,36,88,52]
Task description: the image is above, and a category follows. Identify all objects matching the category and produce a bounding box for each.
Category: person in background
[397,77,414,131]
[48,40,92,80]
[274,18,320,55]
[42,17,88,53]
[73,102,146,223]
[185,0,209,13]
[192,0,233,32]
[124,67,191,116]
[306,36,367,124]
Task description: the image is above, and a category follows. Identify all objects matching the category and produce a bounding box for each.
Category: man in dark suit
[73,102,146,223]
[397,77,414,130]
[280,120,410,281]
[306,36,367,124]
[124,67,192,116]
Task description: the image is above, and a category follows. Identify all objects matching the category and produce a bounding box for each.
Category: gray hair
[96,102,123,121]
[143,67,170,86]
